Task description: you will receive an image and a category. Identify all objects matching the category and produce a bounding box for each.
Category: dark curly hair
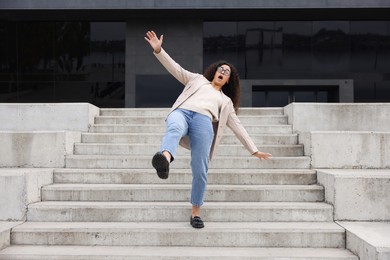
[203,60,241,113]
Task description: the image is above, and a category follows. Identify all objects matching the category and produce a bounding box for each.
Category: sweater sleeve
[226,103,259,155]
[153,48,199,86]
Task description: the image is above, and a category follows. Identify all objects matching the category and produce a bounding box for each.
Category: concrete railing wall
[0,103,99,132]
[284,103,390,132]
[0,131,81,168]
[284,103,390,169]
[0,103,98,221]
[0,169,53,221]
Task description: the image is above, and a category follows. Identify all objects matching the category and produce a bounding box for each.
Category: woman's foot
[190,216,204,229]
[152,152,169,179]
[190,205,204,228]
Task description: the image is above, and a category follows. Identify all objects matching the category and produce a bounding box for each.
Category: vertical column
[125,19,203,108]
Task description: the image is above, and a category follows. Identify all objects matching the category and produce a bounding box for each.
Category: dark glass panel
[237,22,279,78]
[53,22,125,107]
[15,82,55,102]
[0,22,17,101]
[0,82,17,102]
[376,21,390,72]
[312,21,350,72]
[350,21,387,72]
[136,75,183,108]
[294,91,316,102]
[88,22,125,107]
[0,22,17,75]
[275,21,312,71]
[54,22,90,81]
[317,91,328,102]
[17,22,55,80]
[354,80,376,102]
[268,91,289,107]
[252,91,266,107]
[203,22,238,74]
[376,81,390,101]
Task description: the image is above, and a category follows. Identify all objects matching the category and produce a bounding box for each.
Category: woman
[145,31,272,229]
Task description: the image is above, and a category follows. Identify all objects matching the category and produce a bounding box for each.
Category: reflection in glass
[350,21,387,72]
[0,21,125,107]
[268,91,289,107]
[18,22,55,78]
[54,22,90,80]
[203,22,238,73]
[376,81,390,101]
[312,21,350,72]
[294,91,316,102]
[275,21,312,71]
[16,82,55,102]
[204,20,390,103]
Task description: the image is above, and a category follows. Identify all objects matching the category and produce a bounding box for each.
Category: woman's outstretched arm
[144,30,200,86]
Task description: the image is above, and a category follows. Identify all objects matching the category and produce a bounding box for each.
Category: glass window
[0,21,125,106]
[312,21,350,73]
[354,80,376,101]
[376,81,390,101]
[252,91,266,107]
[294,91,316,102]
[0,22,17,102]
[203,22,238,72]
[350,21,387,72]
[268,91,290,107]
[275,21,312,72]
[18,22,55,80]
[85,22,125,107]
[238,22,279,78]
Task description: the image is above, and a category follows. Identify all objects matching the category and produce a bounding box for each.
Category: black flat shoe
[152,152,169,179]
[190,216,204,229]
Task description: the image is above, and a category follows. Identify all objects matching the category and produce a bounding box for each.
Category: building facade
[0,1,389,107]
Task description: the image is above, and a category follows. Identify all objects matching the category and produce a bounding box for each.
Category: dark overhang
[1,0,390,10]
[1,0,390,21]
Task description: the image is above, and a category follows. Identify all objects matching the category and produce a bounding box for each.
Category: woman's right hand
[144,30,163,54]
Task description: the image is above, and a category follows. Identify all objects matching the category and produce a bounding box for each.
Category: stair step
[81,133,298,145]
[53,168,317,185]
[41,184,324,202]
[99,107,285,116]
[27,201,333,222]
[65,155,311,169]
[74,143,304,157]
[95,115,288,125]
[10,222,345,248]
[0,245,358,259]
[90,124,293,134]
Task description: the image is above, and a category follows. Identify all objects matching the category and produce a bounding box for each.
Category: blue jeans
[160,108,214,207]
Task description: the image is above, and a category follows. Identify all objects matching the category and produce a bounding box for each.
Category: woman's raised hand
[144,31,163,54]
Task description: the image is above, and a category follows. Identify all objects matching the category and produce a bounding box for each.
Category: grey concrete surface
[310,131,390,169]
[337,222,390,260]
[0,131,81,168]
[317,169,390,221]
[0,222,23,250]
[0,169,53,221]
[285,103,390,133]
[0,103,99,132]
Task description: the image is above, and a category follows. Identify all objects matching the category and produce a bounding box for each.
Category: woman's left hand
[253,151,272,160]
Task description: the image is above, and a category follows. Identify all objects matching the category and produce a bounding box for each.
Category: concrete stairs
[0,108,358,259]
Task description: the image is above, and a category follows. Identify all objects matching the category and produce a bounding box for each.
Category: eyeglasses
[217,66,231,76]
